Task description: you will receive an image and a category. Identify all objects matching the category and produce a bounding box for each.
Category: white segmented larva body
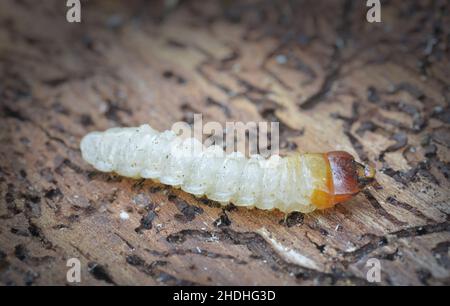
[81,124,368,213]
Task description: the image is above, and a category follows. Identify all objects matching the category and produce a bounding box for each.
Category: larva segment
[235,155,263,207]
[80,125,375,213]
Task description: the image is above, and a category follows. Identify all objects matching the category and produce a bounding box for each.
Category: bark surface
[0,0,449,285]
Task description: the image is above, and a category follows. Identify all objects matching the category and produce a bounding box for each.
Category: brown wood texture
[0,0,449,286]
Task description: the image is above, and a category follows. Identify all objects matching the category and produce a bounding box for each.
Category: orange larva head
[311,151,375,209]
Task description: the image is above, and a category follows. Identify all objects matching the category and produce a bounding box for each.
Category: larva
[80,124,375,213]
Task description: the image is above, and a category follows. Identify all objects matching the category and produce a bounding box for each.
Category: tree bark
[0,0,449,285]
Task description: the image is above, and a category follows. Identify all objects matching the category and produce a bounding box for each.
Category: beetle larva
[80,124,375,213]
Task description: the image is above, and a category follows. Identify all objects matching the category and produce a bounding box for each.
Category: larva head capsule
[310,151,375,210]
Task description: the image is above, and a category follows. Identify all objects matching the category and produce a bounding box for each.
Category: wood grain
[0,0,449,285]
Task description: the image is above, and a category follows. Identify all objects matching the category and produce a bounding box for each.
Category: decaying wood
[0,0,449,285]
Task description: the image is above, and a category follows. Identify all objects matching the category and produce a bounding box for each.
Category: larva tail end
[311,151,375,210]
[80,132,101,167]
